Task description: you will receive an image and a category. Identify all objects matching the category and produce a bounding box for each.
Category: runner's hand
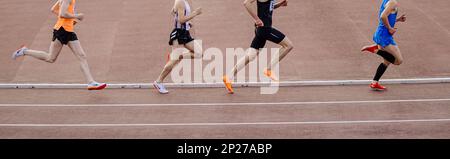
[255,18,264,27]
[389,28,397,35]
[397,14,406,22]
[281,0,288,6]
[193,8,202,16]
[76,13,84,21]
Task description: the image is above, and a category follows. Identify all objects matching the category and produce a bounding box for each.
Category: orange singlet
[53,0,76,32]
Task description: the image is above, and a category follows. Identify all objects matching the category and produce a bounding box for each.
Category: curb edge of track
[1,78,450,89]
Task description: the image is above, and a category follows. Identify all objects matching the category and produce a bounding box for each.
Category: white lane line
[1,98,450,107]
[1,119,449,127]
[1,77,450,89]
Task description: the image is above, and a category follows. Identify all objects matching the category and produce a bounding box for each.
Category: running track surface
[0,84,449,138]
[0,0,449,138]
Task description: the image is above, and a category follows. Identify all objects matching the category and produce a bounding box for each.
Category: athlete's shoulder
[387,0,399,6]
[60,0,73,5]
[174,0,185,4]
[174,0,185,7]
[244,0,258,3]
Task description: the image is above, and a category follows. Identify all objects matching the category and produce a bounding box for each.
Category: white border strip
[1,119,449,127]
[1,77,450,89]
[1,98,450,107]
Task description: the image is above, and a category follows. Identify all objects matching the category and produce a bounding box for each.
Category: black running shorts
[52,27,78,45]
[169,28,194,46]
[250,27,286,49]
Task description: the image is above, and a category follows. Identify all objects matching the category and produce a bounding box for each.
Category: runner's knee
[46,57,56,63]
[247,51,258,62]
[165,59,180,69]
[285,43,293,51]
[394,58,403,65]
[383,60,391,66]
[192,52,203,59]
[77,53,87,61]
[393,53,403,65]
[281,40,294,51]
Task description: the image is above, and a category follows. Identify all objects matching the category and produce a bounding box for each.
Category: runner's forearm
[51,1,60,15]
[381,15,393,30]
[380,1,396,30]
[60,12,79,19]
[274,1,285,9]
[178,14,197,24]
[244,0,259,21]
[59,0,78,19]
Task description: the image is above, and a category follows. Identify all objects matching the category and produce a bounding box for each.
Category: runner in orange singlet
[12,0,106,90]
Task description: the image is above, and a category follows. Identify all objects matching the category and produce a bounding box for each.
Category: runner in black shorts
[52,27,78,45]
[153,0,203,94]
[11,0,106,90]
[223,0,294,94]
[169,28,194,46]
[251,27,286,50]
